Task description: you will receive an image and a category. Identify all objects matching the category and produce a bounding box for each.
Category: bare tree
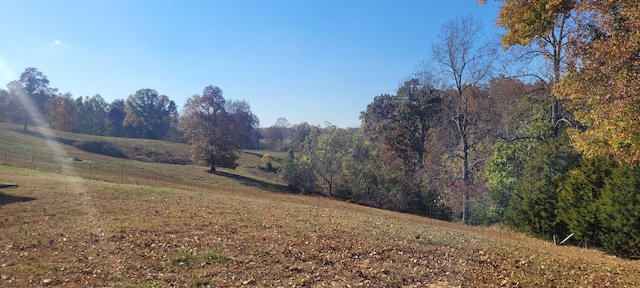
[429,16,498,225]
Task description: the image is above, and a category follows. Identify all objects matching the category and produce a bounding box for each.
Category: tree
[18,67,56,131]
[344,132,385,205]
[282,149,316,194]
[75,94,108,135]
[290,122,312,151]
[557,156,614,247]
[46,93,76,132]
[106,99,127,137]
[263,125,285,150]
[555,1,640,163]
[496,0,576,134]
[360,79,444,213]
[304,125,351,197]
[124,89,176,139]
[263,117,291,151]
[0,89,10,122]
[509,132,578,238]
[1,84,24,124]
[430,16,497,224]
[226,99,260,149]
[484,79,558,223]
[179,85,255,171]
[163,100,184,142]
[597,163,640,258]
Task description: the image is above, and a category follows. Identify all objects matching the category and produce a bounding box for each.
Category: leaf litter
[0,171,639,287]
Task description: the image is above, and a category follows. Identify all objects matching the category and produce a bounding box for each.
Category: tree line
[268,1,640,258]
[0,68,260,171]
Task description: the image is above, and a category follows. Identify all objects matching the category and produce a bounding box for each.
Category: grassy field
[1,123,639,287]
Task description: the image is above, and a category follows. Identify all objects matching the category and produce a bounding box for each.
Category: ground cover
[1,166,638,287]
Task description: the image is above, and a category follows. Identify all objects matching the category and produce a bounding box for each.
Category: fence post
[3,151,6,165]
[31,155,34,170]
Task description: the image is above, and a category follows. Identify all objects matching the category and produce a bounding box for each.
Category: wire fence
[0,149,207,192]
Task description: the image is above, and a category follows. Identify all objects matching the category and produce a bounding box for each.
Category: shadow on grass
[208,170,289,193]
[14,129,129,159]
[242,151,264,158]
[13,128,77,145]
[0,191,36,206]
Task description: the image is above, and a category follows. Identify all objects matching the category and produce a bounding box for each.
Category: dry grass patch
[0,166,639,287]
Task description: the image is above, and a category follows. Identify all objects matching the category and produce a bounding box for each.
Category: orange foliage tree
[555,1,640,163]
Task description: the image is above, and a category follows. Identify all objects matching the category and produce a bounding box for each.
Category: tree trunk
[210,154,216,172]
[23,111,28,131]
[461,138,471,225]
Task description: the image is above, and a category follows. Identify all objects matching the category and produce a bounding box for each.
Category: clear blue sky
[0,0,503,128]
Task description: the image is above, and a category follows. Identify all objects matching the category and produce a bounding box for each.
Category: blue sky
[0,0,503,128]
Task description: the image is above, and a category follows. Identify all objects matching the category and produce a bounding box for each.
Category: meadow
[0,123,638,287]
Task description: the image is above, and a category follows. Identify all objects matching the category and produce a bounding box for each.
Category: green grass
[0,122,288,193]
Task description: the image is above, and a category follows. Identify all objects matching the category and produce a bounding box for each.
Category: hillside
[0,122,286,192]
[1,123,639,287]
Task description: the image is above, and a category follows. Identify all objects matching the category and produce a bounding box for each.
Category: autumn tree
[263,126,285,151]
[360,78,444,213]
[17,68,57,131]
[46,93,76,132]
[429,16,497,224]
[179,85,257,171]
[124,89,177,139]
[555,1,640,163]
[496,0,576,134]
[263,117,290,151]
[290,122,312,151]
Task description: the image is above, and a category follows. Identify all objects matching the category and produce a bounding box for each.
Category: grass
[0,122,287,192]
[1,166,639,287]
[1,122,639,286]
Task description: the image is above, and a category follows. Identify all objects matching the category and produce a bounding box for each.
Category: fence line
[0,150,203,192]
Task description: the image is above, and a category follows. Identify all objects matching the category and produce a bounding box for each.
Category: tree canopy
[178,85,257,171]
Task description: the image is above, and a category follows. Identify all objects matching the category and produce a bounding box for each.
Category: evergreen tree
[557,157,614,246]
[598,163,640,258]
[509,133,578,238]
